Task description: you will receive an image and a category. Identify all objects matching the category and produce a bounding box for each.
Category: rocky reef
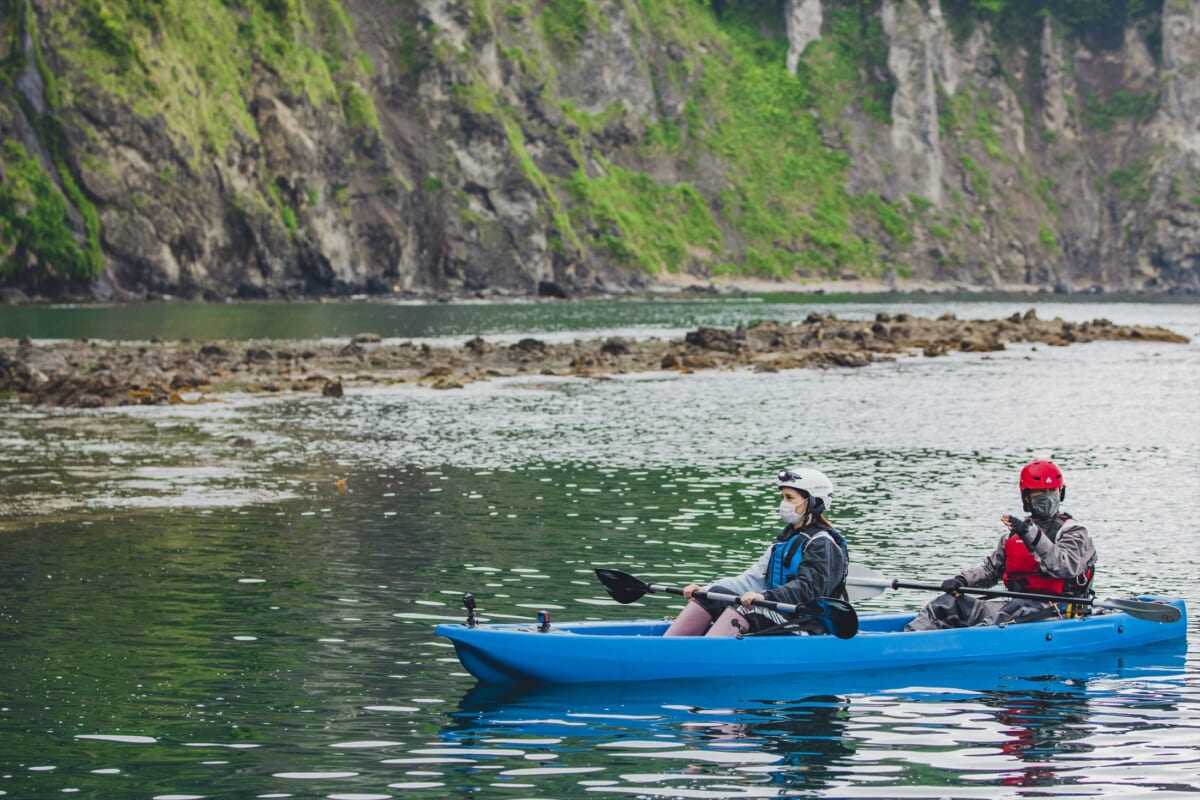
[1,310,1187,407]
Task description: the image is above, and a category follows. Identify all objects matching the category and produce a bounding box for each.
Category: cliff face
[1,0,1197,301]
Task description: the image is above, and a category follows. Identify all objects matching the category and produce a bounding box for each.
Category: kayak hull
[434,598,1187,684]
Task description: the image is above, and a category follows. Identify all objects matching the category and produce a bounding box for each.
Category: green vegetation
[566,164,721,273]
[341,83,381,136]
[941,0,1163,53]
[541,0,594,58]
[1037,176,1061,215]
[959,155,991,203]
[663,1,880,277]
[43,0,376,158]
[0,0,392,282]
[1083,90,1158,131]
[503,118,582,252]
[942,84,1007,161]
[908,194,935,214]
[1,8,103,280]
[1038,223,1061,254]
[1108,161,1152,206]
[0,141,99,279]
[453,0,888,279]
[395,21,432,83]
[798,3,894,125]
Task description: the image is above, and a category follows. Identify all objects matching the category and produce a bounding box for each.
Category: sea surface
[1,294,1198,799]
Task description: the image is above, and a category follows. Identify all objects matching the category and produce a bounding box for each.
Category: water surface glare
[0,298,1197,798]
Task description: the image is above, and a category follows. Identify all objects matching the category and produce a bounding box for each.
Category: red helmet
[1019,459,1065,510]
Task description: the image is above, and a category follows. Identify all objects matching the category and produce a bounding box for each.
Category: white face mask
[779,500,804,526]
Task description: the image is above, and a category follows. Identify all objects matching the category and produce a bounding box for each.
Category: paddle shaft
[594,568,859,639]
[847,571,1181,622]
[645,581,802,616]
[886,578,1092,606]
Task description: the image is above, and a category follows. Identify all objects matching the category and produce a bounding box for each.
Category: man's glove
[1009,514,1043,548]
[940,576,966,593]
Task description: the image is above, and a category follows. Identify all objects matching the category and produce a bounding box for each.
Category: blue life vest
[765,526,848,590]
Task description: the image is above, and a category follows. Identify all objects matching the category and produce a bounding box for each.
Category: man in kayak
[905,459,1097,631]
[663,466,849,636]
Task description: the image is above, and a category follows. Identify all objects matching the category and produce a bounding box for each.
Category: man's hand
[1005,515,1031,538]
[940,576,966,594]
[1003,513,1041,546]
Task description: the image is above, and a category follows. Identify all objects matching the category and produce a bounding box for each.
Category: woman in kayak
[904,459,1097,631]
[663,466,849,636]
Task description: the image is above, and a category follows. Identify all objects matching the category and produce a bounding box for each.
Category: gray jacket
[709,526,848,607]
[961,515,1096,592]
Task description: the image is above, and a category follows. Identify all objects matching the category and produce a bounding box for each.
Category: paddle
[845,565,1181,623]
[594,568,858,639]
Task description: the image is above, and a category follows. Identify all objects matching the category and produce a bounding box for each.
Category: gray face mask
[1030,493,1060,520]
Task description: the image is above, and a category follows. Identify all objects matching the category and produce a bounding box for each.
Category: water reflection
[987,691,1089,788]
[439,645,1188,797]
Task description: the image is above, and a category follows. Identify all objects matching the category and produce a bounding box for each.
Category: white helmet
[777,466,834,513]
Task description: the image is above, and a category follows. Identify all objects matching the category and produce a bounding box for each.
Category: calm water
[1,297,1198,799]
[3,291,1198,342]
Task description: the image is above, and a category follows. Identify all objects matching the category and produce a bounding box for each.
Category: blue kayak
[435,597,1187,684]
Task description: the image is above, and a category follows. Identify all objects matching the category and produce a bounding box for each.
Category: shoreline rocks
[0,312,1189,408]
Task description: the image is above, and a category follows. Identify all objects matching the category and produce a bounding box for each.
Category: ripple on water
[74,734,158,744]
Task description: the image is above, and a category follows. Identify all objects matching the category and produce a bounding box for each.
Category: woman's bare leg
[704,608,748,637]
[662,601,714,636]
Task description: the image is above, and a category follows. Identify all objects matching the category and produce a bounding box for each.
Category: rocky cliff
[1,0,1197,301]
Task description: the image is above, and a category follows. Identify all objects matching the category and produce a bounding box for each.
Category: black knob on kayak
[463,593,478,628]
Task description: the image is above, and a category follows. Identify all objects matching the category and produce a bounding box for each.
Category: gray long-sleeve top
[960,515,1096,591]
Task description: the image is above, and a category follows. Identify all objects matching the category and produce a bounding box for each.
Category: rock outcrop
[1,312,1187,407]
[1,0,1196,301]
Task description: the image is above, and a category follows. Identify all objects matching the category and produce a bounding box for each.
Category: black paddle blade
[595,568,651,604]
[802,597,858,640]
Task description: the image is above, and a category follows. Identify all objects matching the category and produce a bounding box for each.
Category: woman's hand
[682,583,701,600]
[739,591,764,609]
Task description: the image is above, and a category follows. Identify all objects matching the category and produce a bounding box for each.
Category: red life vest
[1002,514,1091,595]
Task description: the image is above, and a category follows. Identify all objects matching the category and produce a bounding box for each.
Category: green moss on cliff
[518,0,890,280]
[4,0,390,288]
[0,140,97,279]
[566,162,722,274]
[542,0,603,59]
[47,0,371,157]
[1083,90,1158,131]
[801,3,893,126]
[943,0,1162,54]
[0,8,102,281]
[690,2,879,277]
[1108,161,1151,205]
